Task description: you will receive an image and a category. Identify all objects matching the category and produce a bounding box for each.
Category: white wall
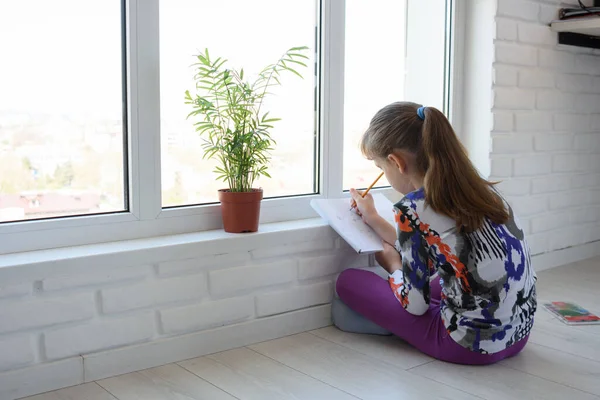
[489,0,600,256]
[0,224,369,399]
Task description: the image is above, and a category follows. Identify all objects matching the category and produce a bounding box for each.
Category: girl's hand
[350,188,379,224]
[375,241,402,274]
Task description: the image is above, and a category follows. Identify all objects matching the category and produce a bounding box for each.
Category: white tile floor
[24,257,600,399]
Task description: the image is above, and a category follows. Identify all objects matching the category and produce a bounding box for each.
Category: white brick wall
[208,260,297,297]
[492,133,534,152]
[538,49,575,71]
[553,113,590,131]
[531,175,572,194]
[513,155,552,176]
[160,296,254,334]
[555,74,594,93]
[497,178,531,196]
[491,0,600,256]
[0,293,95,334]
[494,87,537,109]
[0,336,35,371]
[491,157,513,177]
[0,228,363,397]
[518,23,555,46]
[249,239,336,259]
[157,252,250,277]
[534,134,572,151]
[514,113,552,131]
[495,43,538,66]
[44,313,155,360]
[497,0,539,21]
[102,273,206,313]
[496,19,517,41]
[572,173,600,189]
[298,254,345,280]
[493,112,514,131]
[43,265,151,291]
[255,281,333,317]
[0,283,31,299]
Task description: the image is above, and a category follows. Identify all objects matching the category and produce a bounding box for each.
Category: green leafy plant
[185,47,309,193]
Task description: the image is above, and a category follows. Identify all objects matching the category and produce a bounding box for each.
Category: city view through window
[1,0,410,223]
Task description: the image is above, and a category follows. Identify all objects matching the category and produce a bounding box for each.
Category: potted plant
[185,47,308,233]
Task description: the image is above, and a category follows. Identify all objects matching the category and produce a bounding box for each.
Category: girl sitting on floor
[334,102,537,365]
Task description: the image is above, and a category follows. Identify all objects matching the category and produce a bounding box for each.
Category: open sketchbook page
[310,194,396,254]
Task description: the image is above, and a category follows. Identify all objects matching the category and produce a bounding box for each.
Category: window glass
[0,0,126,223]
[160,0,318,207]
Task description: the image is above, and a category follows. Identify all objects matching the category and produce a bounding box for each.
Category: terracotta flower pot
[218,188,263,233]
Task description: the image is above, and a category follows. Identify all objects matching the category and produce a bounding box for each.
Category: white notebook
[311,194,396,254]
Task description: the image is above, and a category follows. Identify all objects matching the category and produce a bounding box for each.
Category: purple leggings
[336,268,529,365]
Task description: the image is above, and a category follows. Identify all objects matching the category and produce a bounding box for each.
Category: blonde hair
[360,101,508,232]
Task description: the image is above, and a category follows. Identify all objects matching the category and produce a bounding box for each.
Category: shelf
[550,18,600,35]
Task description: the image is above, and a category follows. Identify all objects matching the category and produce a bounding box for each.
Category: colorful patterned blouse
[389,188,537,354]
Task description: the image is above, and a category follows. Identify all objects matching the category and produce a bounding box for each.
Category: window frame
[0,0,459,255]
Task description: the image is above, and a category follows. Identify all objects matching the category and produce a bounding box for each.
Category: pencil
[350,171,385,210]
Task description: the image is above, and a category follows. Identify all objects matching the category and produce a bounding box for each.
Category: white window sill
[0,218,336,285]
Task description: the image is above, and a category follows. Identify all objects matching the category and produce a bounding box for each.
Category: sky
[0,0,122,117]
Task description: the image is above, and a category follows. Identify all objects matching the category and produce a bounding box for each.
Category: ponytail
[361,102,508,232]
[419,107,508,232]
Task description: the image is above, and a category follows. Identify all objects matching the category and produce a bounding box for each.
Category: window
[0,0,126,223]
[342,0,406,190]
[343,0,451,190]
[0,0,456,255]
[160,1,318,207]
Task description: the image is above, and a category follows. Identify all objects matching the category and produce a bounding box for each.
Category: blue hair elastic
[417,106,426,120]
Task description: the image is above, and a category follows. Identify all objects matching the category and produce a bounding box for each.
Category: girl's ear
[387,153,407,174]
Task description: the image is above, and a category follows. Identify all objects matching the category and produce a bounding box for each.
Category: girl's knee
[335,268,360,299]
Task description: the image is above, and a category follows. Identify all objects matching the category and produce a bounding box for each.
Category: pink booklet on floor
[543,302,600,325]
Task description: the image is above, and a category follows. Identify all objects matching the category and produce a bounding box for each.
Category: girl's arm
[364,213,396,246]
[389,202,431,316]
